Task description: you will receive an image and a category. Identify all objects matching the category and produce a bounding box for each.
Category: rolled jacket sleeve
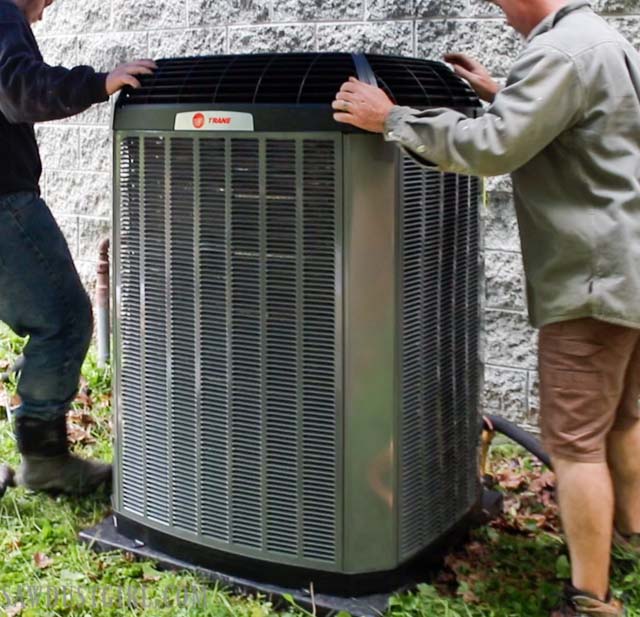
[383,44,585,177]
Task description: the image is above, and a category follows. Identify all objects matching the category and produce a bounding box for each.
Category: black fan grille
[120,53,357,106]
[118,52,479,109]
[366,54,480,108]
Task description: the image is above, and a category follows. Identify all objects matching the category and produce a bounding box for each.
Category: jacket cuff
[383,105,416,142]
[92,72,109,103]
[383,105,438,167]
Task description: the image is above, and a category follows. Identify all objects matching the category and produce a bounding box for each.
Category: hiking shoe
[550,585,625,617]
[15,453,111,496]
[613,528,640,557]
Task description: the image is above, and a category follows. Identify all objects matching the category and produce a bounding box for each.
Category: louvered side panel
[119,137,144,515]
[451,175,473,514]
[301,140,338,562]
[466,177,481,505]
[399,167,445,557]
[199,138,231,542]
[264,139,299,556]
[229,139,263,549]
[141,136,170,524]
[399,161,480,559]
[438,174,461,514]
[117,133,340,567]
[169,138,198,532]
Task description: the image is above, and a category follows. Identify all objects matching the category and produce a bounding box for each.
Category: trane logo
[175,111,255,132]
[192,113,205,129]
[193,113,232,128]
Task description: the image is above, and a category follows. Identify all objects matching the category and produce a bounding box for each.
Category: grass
[0,326,639,616]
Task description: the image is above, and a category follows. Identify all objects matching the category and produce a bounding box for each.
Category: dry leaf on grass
[6,602,24,616]
[68,408,96,427]
[4,536,21,552]
[67,422,96,445]
[0,386,21,412]
[33,552,54,569]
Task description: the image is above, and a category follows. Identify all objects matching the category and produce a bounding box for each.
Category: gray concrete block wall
[31,0,640,427]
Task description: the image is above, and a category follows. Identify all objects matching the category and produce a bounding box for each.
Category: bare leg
[553,457,614,600]
[607,422,640,534]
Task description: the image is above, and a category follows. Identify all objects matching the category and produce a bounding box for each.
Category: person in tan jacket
[333,1,640,615]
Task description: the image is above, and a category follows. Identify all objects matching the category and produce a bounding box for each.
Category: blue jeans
[0,192,93,420]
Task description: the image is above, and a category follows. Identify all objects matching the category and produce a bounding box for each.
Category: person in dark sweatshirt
[0,0,155,496]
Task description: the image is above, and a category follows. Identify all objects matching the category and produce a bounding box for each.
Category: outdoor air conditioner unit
[110,52,483,597]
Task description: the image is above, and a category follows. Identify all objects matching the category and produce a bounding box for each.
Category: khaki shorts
[539,317,640,463]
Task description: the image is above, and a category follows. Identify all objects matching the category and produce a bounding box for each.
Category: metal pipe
[96,238,110,368]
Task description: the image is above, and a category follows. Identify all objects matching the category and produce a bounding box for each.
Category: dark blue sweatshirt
[0,0,108,196]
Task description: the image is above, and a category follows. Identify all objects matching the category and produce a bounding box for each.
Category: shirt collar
[526,1,592,42]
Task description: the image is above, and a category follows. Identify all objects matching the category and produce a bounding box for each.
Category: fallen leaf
[33,552,54,569]
[6,602,24,616]
[0,386,20,413]
[4,536,21,552]
[67,422,95,445]
[461,586,480,603]
[74,389,93,408]
[142,563,161,582]
[68,408,96,427]
[530,471,556,493]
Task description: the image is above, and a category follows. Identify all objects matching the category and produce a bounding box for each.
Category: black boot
[0,464,15,498]
[14,415,111,496]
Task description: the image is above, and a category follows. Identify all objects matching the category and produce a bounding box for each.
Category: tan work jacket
[385,2,640,328]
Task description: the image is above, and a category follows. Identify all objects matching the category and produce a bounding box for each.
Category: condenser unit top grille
[117,52,480,109]
[367,54,478,108]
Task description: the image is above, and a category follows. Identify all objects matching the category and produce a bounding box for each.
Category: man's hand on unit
[106,60,158,96]
[332,77,395,133]
[444,53,500,103]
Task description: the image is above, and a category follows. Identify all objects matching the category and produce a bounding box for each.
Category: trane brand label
[174,111,255,132]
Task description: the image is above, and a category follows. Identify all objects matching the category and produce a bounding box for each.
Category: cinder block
[36,35,78,66]
[32,0,110,36]
[112,0,187,31]
[79,128,112,174]
[417,19,523,77]
[78,32,150,72]
[317,21,414,54]
[482,365,528,422]
[36,126,78,170]
[483,192,521,252]
[484,309,537,370]
[230,25,316,53]
[45,171,111,219]
[149,28,226,58]
[485,250,526,311]
[189,0,270,27]
[274,0,364,21]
